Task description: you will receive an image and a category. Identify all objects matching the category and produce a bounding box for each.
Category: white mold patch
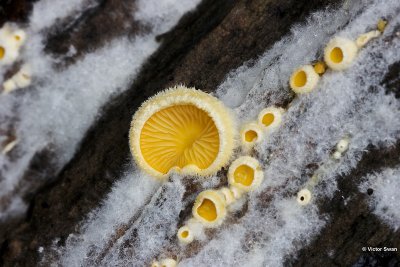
[359,167,400,230]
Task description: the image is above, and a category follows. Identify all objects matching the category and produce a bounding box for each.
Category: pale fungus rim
[240,122,264,149]
[228,156,264,192]
[129,86,236,179]
[177,225,194,244]
[192,189,227,227]
[289,65,320,94]
[257,106,285,131]
[324,37,358,71]
[297,188,312,206]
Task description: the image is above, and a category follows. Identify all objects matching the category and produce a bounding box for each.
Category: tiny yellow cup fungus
[297,188,312,205]
[289,65,320,94]
[228,156,264,192]
[257,106,285,131]
[324,37,358,71]
[377,19,387,33]
[240,122,264,150]
[313,61,327,75]
[0,24,27,66]
[160,259,177,267]
[218,187,236,205]
[192,189,226,227]
[177,225,194,244]
[130,86,236,179]
[151,261,161,267]
[356,30,380,48]
[336,138,349,153]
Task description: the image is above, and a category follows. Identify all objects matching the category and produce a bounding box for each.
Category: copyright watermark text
[362,247,398,252]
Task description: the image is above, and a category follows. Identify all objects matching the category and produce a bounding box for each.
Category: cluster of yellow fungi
[289,19,387,94]
[129,20,387,266]
[0,23,31,94]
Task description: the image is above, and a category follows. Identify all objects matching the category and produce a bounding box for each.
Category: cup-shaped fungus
[228,156,264,192]
[257,106,285,131]
[313,61,327,75]
[240,122,264,150]
[177,225,194,244]
[289,65,320,94]
[0,24,26,66]
[297,188,312,206]
[160,259,177,267]
[151,261,161,267]
[336,138,349,153]
[130,86,236,179]
[192,189,226,227]
[324,37,358,71]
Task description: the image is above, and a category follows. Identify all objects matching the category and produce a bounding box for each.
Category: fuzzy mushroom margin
[129,85,237,179]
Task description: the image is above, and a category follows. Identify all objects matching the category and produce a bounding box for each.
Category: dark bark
[1,0,399,266]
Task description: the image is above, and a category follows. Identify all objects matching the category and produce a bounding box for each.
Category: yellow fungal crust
[324,37,358,71]
[297,188,312,205]
[0,24,26,66]
[257,106,285,131]
[177,225,194,244]
[192,189,226,227]
[160,259,177,267]
[289,65,320,94]
[129,86,236,179]
[228,156,264,192]
[240,122,264,150]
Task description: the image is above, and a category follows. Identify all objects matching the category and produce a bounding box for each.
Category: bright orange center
[245,130,257,142]
[330,47,343,63]
[197,198,217,221]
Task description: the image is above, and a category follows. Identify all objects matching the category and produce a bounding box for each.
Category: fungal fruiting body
[324,37,358,71]
[313,61,326,75]
[0,24,26,66]
[151,261,161,267]
[356,30,381,48]
[129,86,236,179]
[257,106,285,131]
[289,65,320,94]
[240,122,264,150]
[192,189,226,227]
[297,188,312,205]
[3,64,32,94]
[228,156,264,192]
[336,138,349,153]
[177,225,194,244]
[219,187,236,205]
[377,19,387,33]
[160,259,177,267]
[230,185,244,200]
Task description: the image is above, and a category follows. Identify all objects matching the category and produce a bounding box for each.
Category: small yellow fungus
[160,259,177,267]
[192,190,226,227]
[297,188,312,205]
[130,86,236,179]
[324,37,358,71]
[177,225,194,244]
[356,30,381,48]
[332,151,342,160]
[151,261,161,267]
[0,24,27,66]
[377,19,387,33]
[228,156,264,192]
[336,138,349,153]
[289,65,320,94]
[240,122,264,150]
[218,187,235,205]
[229,186,244,200]
[257,106,285,131]
[313,61,326,75]
[3,64,32,94]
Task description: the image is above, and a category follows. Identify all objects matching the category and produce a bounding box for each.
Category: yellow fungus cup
[0,24,27,66]
[377,19,387,33]
[297,188,312,206]
[177,225,194,244]
[192,189,226,227]
[324,37,358,71]
[289,65,320,94]
[257,106,285,131]
[160,259,177,267]
[240,122,264,150]
[228,156,264,192]
[313,61,326,75]
[130,86,236,179]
